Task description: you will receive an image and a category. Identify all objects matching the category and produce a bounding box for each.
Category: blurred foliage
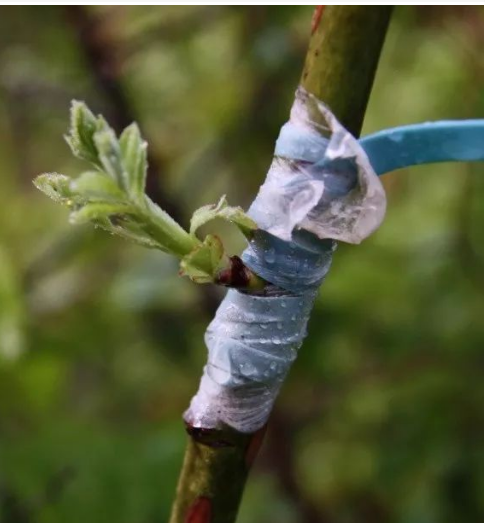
[0,6,483,523]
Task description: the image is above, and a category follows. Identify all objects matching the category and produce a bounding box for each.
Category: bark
[302,6,393,136]
[169,7,393,523]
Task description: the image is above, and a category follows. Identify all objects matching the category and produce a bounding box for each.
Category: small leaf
[217,205,258,239]
[36,102,201,264]
[93,120,124,185]
[33,173,74,204]
[70,171,125,202]
[179,234,227,283]
[65,101,99,165]
[119,123,147,202]
[190,195,257,239]
[109,219,167,251]
[69,202,134,225]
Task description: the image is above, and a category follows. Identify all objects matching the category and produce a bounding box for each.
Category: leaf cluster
[34,102,257,284]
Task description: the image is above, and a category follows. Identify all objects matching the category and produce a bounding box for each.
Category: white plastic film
[248,86,386,244]
[185,289,315,433]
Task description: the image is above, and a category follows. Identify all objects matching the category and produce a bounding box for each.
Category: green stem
[301,5,393,136]
[169,7,393,523]
[141,199,266,290]
[142,197,200,256]
[169,425,266,523]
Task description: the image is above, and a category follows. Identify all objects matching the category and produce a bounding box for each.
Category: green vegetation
[35,101,258,287]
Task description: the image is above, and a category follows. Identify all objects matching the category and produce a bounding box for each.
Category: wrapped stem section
[185,87,386,434]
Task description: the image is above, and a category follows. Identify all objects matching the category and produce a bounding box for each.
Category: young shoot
[34,102,263,289]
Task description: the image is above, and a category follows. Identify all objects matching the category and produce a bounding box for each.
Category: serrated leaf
[68,201,172,252]
[65,101,99,165]
[217,205,258,238]
[179,234,227,283]
[33,173,74,204]
[93,120,124,185]
[119,123,147,202]
[70,171,125,202]
[190,195,257,239]
[36,102,202,262]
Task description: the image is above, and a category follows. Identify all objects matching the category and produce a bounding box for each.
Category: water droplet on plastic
[264,248,276,264]
[239,362,257,377]
[276,322,283,330]
[280,302,287,308]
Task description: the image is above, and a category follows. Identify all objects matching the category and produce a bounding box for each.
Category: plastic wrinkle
[185,289,315,433]
[185,87,387,433]
[247,86,387,245]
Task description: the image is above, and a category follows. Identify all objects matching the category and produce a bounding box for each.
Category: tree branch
[169,6,393,523]
[301,6,393,136]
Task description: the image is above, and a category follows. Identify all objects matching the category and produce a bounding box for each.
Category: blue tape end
[360,120,484,176]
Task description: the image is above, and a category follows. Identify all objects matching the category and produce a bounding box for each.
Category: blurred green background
[0,6,483,523]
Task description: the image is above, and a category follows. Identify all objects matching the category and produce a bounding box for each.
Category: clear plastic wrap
[248,86,386,244]
[185,289,315,433]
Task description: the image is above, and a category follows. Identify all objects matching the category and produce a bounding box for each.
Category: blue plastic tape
[360,120,484,176]
[185,89,484,434]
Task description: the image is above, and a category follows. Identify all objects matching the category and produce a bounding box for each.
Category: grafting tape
[185,88,484,433]
[360,119,484,176]
[185,87,386,432]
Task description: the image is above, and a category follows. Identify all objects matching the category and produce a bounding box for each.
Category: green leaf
[65,101,99,165]
[108,219,167,251]
[67,200,182,254]
[36,102,201,264]
[69,202,135,226]
[93,119,124,185]
[179,234,227,283]
[33,173,74,204]
[70,171,125,202]
[190,195,257,239]
[119,123,147,202]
